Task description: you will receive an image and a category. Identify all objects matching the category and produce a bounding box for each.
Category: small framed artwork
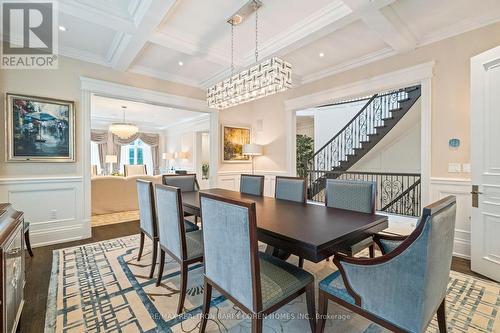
[5,93,75,162]
[222,125,251,163]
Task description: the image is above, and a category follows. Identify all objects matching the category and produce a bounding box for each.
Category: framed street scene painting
[222,125,251,163]
[5,93,75,162]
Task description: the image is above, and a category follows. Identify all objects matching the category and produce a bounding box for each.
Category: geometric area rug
[44,235,500,333]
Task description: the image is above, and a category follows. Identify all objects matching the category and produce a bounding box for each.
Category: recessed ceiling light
[178,61,184,66]
[319,52,325,58]
[59,26,66,31]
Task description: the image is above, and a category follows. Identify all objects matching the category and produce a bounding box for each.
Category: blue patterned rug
[44,235,500,332]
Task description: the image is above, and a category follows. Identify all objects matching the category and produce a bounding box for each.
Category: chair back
[91,164,98,176]
[154,184,187,260]
[240,174,264,196]
[200,193,261,312]
[136,180,157,238]
[125,164,147,176]
[348,196,457,332]
[325,179,376,213]
[275,176,306,203]
[162,174,199,192]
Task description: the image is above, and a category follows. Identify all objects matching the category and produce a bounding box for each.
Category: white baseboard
[30,221,91,248]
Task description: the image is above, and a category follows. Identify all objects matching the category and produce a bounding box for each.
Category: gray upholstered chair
[136,179,159,279]
[162,174,199,192]
[316,196,457,333]
[240,174,264,196]
[325,179,377,257]
[162,174,200,223]
[136,180,199,280]
[125,164,147,176]
[199,192,316,333]
[273,176,307,267]
[154,184,204,314]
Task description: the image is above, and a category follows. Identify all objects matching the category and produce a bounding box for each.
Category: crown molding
[285,61,435,112]
[59,46,110,67]
[301,47,396,84]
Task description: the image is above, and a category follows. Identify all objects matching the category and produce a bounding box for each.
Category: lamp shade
[162,152,174,160]
[105,155,117,163]
[177,152,189,159]
[242,144,263,156]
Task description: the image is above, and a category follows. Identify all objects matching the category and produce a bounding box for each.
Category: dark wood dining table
[181,188,388,263]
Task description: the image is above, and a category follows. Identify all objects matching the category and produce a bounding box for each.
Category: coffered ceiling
[32,0,500,89]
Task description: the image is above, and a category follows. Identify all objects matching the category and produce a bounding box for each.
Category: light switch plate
[448,163,461,173]
[462,163,471,173]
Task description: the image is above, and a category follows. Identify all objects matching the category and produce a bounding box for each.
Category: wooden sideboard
[0,204,25,333]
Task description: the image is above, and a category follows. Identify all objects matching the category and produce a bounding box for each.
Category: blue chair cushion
[184,219,199,233]
[259,252,314,309]
[185,230,203,260]
[378,238,403,254]
[319,270,355,305]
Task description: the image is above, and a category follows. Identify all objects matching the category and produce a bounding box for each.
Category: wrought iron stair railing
[304,85,422,216]
[308,171,421,217]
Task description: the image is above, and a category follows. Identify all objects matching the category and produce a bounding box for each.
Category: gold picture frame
[222,125,251,163]
[5,93,75,162]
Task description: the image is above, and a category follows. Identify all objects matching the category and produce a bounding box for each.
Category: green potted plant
[296,134,314,178]
[202,161,209,179]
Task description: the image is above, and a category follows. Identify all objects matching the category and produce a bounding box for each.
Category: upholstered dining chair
[274,176,307,267]
[316,195,457,333]
[163,174,200,223]
[162,174,199,192]
[154,184,204,314]
[325,179,377,258]
[240,174,265,196]
[136,180,199,280]
[199,192,316,333]
[125,164,147,176]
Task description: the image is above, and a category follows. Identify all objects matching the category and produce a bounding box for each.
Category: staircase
[305,85,421,205]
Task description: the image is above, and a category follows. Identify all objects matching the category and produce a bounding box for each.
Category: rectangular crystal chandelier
[207,57,292,109]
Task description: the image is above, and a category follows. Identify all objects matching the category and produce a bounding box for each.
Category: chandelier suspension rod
[255,5,259,62]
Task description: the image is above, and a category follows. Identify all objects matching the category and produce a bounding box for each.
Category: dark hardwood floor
[20,221,488,333]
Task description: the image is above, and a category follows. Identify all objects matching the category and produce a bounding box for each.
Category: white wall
[164,117,210,173]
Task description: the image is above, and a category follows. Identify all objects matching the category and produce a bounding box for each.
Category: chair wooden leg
[25,229,34,257]
[305,283,316,332]
[298,257,304,268]
[177,262,188,314]
[369,244,375,258]
[316,291,328,333]
[149,238,158,279]
[137,231,145,261]
[251,316,263,333]
[437,298,447,333]
[199,279,212,333]
[156,249,165,287]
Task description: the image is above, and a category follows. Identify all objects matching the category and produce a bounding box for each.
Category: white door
[470,45,500,282]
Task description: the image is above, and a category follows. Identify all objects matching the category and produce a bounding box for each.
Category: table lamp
[243,143,263,174]
[105,155,117,175]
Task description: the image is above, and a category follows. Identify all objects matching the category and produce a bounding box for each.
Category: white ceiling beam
[342,0,417,53]
[110,0,179,71]
[57,0,136,34]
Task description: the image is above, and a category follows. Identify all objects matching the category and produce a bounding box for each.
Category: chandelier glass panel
[207,0,292,109]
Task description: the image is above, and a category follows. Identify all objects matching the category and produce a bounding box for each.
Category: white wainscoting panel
[430,177,472,259]
[217,171,289,197]
[0,176,90,247]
